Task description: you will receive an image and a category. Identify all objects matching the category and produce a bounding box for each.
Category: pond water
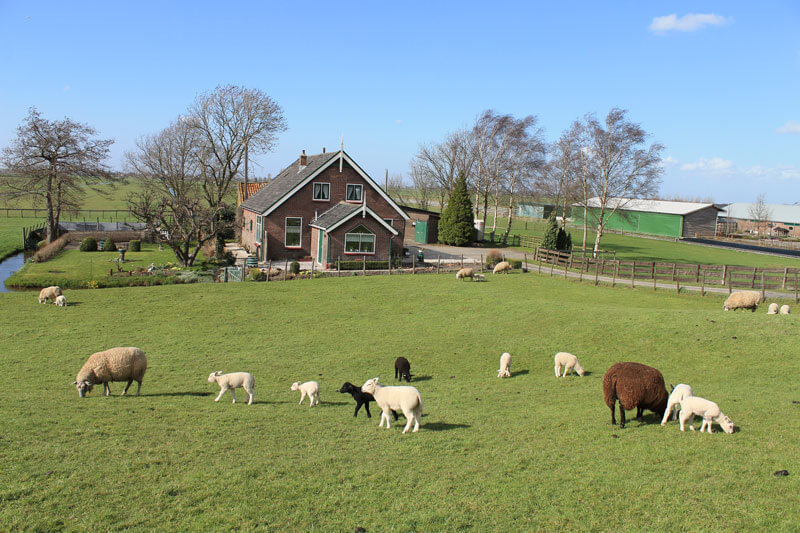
[0,252,31,292]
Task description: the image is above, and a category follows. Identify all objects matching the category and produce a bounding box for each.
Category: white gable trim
[310,205,399,236]
[261,150,410,220]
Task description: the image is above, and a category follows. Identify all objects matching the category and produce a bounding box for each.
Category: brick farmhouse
[240,149,409,268]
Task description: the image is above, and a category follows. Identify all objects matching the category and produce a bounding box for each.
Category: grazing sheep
[660,383,694,425]
[679,396,734,434]
[361,377,423,433]
[767,303,779,314]
[291,381,320,406]
[780,304,791,315]
[554,352,585,377]
[602,362,668,429]
[338,382,399,420]
[38,285,62,304]
[456,267,474,280]
[497,352,511,378]
[394,357,412,382]
[208,371,255,405]
[473,273,486,281]
[73,347,147,397]
[493,261,512,274]
[54,295,67,307]
[723,290,762,312]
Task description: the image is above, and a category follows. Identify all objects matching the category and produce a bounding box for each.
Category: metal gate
[223,266,243,282]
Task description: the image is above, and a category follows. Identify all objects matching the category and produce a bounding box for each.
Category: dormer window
[346,184,363,202]
[313,182,330,201]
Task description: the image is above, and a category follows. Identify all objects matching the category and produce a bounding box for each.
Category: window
[345,224,375,254]
[313,182,330,201]
[256,216,262,240]
[383,218,393,227]
[249,220,253,232]
[285,217,302,248]
[346,184,363,202]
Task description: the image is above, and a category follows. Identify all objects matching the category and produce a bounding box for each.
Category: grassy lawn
[0,274,797,530]
[0,216,45,261]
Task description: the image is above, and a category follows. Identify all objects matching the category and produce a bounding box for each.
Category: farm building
[571,198,721,238]
[720,202,800,238]
[516,202,556,219]
[401,206,440,244]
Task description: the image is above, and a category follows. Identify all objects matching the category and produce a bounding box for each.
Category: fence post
[338,257,341,277]
[311,258,315,276]
[671,263,676,281]
[783,267,788,289]
[696,264,700,283]
[795,272,798,304]
[437,255,440,274]
[412,253,416,274]
[564,255,568,280]
[267,260,271,282]
[363,256,366,275]
[480,254,484,272]
[631,261,635,289]
[612,261,617,287]
[460,254,464,269]
[676,275,680,294]
[728,270,732,294]
[722,265,727,286]
[524,253,528,272]
[653,264,657,291]
[284,259,288,281]
[751,267,756,288]
[578,258,584,282]
[538,254,542,274]
[549,255,555,277]
[761,272,765,301]
[594,260,599,286]
[701,270,705,296]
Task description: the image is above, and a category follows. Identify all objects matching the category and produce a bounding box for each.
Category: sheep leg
[382,410,392,428]
[401,407,413,433]
[136,380,142,396]
[299,391,306,405]
[661,401,675,426]
[610,401,617,426]
[122,379,133,395]
[247,390,253,405]
[619,404,626,429]
[312,392,318,407]
[215,386,228,402]
[104,382,111,396]
[230,388,236,404]
[554,364,560,378]
[354,402,362,417]
[636,407,644,423]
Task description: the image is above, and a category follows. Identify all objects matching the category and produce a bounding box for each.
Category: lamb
[723,290,761,312]
[338,382,399,420]
[473,273,486,281]
[291,381,320,406]
[679,396,734,434]
[497,352,511,378]
[780,304,791,315]
[456,267,474,280]
[767,303,779,315]
[73,347,147,397]
[602,362,668,428]
[660,383,694,425]
[208,371,255,405]
[493,261,512,274]
[38,285,62,304]
[554,352,585,377]
[394,357,412,382]
[54,295,67,307]
[361,377,423,433]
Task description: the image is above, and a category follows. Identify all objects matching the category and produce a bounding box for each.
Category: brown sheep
[602,362,668,428]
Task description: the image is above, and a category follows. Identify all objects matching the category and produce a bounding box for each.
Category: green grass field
[1,274,797,530]
[0,216,45,261]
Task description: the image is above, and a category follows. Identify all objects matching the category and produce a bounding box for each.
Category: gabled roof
[576,197,720,216]
[310,201,398,236]
[240,150,410,220]
[238,181,268,203]
[722,202,800,224]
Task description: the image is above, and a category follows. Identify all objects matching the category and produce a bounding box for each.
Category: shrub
[541,215,559,250]
[508,259,523,270]
[129,240,141,252]
[337,260,397,270]
[249,267,266,281]
[79,237,98,252]
[32,236,69,263]
[101,238,117,252]
[289,261,300,275]
[486,249,503,268]
[37,240,47,249]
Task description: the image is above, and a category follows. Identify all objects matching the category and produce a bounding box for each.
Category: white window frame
[312,182,330,201]
[285,217,302,249]
[344,224,376,255]
[346,183,363,203]
[256,216,263,242]
[383,218,393,227]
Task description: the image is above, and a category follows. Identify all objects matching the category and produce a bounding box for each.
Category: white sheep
[38,285,62,304]
[456,267,474,280]
[497,352,512,378]
[473,273,486,281]
[780,304,791,315]
[679,396,734,434]
[291,381,320,406]
[493,261,512,274]
[208,371,255,405]
[554,352,585,377]
[767,303,779,314]
[73,347,147,397]
[361,377,423,433]
[55,295,67,307]
[660,383,694,425]
[723,290,761,311]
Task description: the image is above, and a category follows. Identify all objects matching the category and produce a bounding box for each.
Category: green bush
[289,261,300,275]
[101,238,117,252]
[249,267,266,281]
[508,259,523,270]
[541,215,559,250]
[79,237,98,252]
[337,260,398,270]
[128,240,141,252]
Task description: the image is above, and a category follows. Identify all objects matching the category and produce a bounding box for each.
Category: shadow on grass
[510,369,529,377]
[411,375,433,382]
[424,421,471,431]
[321,401,349,406]
[146,392,213,397]
[64,302,83,307]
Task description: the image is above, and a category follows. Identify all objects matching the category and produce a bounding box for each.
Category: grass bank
[0,216,44,261]
[0,274,797,530]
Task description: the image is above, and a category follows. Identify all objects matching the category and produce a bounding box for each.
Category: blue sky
[1,1,798,203]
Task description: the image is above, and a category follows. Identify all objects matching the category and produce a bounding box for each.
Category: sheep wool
[780,304,791,315]
[208,371,255,405]
[493,261,512,274]
[602,362,668,429]
[361,378,423,434]
[723,290,762,312]
[55,295,67,307]
[767,303,779,315]
[456,267,474,280]
[74,347,147,397]
[554,352,584,377]
[679,396,734,434]
[38,285,62,304]
[497,352,512,378]
[291,381,320,406]
[661,383,694,425]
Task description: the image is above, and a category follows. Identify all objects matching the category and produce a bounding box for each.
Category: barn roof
[578,197,720,216]
[722,202,800,224]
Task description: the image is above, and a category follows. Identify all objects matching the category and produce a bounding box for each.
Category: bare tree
[543,122,584,223]
[1,108,113,241]
[500,128,546,243]
[748,194,773,237]
[584,109,664,255]
[411,127,475,209]
[386,172,408,206]
[408,164,436,210]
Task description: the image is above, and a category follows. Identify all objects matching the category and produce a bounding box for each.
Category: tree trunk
[491,182,499,231]
[502,182,515,244]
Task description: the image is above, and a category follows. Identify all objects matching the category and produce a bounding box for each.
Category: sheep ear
[215,371,222,375]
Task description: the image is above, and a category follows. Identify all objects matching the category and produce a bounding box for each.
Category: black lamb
[394,357,413,382]
[338,382,399,420]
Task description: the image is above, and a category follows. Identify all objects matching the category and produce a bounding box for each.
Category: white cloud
[775,121,800,134]
[649,13,732,34]
[680,157,734,173]
[661,155,680,167]
[677,157,800,182]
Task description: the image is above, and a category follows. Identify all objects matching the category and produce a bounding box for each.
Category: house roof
[722,202,800,224]
[240,151,338,213]
[310,201,399,236]
[238,181,268,201]
[577,197,720,216]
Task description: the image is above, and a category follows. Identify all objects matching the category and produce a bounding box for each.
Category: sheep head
[290,381,301,391]
[719,415,735,434]
[574,362,585,376]
[361,378,380,395]
[73,380,94,397]
[208,371,222,383]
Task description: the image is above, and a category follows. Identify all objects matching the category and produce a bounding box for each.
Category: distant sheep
[473,273,486,282]
[73,347,147,397]
[395,357,412,382]
[361,377,423,433]
[602,362,668,428]
[291,381,320,406]
[554,352,584,377]
[679,396,734,434]
[38,285,62,304]
[661,383,694,425]
[780,304,791,315]
[456,267,474,280]
[723,290,761,312]
[208,371,255,405]
[493,261,512,274]
[55,295,67,307]
[767,303,779,315]
[497,352,511,378]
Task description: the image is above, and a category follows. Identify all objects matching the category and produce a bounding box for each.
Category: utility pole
[243,141,249,201]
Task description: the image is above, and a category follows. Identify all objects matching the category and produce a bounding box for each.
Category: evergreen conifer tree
[438,172,474,246]
[541,214,559,250]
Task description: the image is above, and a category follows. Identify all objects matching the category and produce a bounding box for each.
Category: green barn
[571,198,721,238]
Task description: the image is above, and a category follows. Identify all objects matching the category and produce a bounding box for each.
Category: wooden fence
[1,208,136,219]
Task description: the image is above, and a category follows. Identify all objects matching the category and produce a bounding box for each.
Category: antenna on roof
[339,135,344,172]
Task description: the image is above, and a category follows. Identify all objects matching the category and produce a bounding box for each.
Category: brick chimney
[299,149,308,169]
[322,147,326,154]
